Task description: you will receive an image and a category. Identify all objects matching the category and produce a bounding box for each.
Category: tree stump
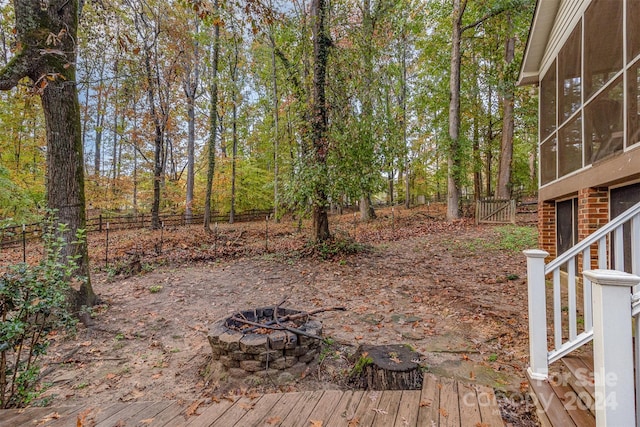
[350,344,423,390]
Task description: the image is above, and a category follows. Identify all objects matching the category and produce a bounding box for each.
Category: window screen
[558,23,582,123]
[540,62,557,141]
[540,137,557,185]
[629,0,640,63]
[628,62,640,146]
[584,0,622,99]
[558,115,582,177]
[585,76,623,163]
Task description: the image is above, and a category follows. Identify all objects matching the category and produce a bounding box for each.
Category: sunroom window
[628,0,640,62]
[538,0,631,187]
[540,137,557,185]
[585,77,623,162]
[540,61,556,141]
[628,62,640,146]
[558,23,581,124]
[584,0,622,99]
[558,115,582,176]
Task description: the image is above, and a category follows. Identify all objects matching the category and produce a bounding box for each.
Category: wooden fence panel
[475,199,516,225]
[0,209,273,248]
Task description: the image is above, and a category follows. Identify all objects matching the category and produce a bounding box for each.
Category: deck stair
[528,354,595,427]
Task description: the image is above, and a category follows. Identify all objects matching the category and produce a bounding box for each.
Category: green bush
[0,217,79,408]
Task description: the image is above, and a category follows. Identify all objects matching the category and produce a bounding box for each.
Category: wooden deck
[0,374,504,426]
[527,354,595,427]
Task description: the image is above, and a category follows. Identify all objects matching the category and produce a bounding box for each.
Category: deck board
[234,393,283,426]
[351,389,381,425]
[0,375,504,426]
[439,377,461,427]
[303,389,344,425]
[417,373,442,425]
[0,406,66,427]
[476,385,505,426]
[253,392,304,426]
[457,382,482,427]
[184,398,237,427]
[324,390,364,426]
[280,390,324,427]
[372,390,403,427]
[393,390,421,427]
[96,401,150,426]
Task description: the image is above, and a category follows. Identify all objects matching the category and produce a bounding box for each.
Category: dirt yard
[1,205,538,425]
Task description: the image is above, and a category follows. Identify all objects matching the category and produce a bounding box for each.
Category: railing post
[524,249,550,380]
[584,269,640,427]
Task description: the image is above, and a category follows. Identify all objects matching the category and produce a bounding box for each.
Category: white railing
[587,270,639,426]
[525,200,640,425]
[525,200,640,379]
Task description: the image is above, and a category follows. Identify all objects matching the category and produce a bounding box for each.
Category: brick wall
[577,187,609,269]
[538,200,556,258]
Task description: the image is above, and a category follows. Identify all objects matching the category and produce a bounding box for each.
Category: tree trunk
[184,19,200,224]
[204,0,221,231]
[401,35,410,210]
[473,113,482,200]
[111,53,119,194]
[359,0,376,222]
[0,0,96,312]
[93,64,105,177]
[485,87,494,197]
[229,31,239,225]
[359,195,376,220]
[269,32,280,223]
[311,0,331,242]
[447,0,465,221]
[495,17,515,200]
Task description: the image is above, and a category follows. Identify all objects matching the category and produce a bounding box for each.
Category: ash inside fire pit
[207,306,323,379]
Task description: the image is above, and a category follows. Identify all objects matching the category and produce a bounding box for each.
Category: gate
[475,199,516,224]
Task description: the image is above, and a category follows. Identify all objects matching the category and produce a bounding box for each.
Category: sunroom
[519,0,640,425]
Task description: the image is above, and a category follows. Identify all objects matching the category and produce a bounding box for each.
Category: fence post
[265,215,269,251]
[510,199,516,224]
[99,214,103,233]
[524,249,549,380]
[584,269,639,426]
[105,222,109,268]
[22,224,26,263]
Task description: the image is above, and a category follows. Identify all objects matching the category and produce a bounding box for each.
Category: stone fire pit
[208,306,323,379]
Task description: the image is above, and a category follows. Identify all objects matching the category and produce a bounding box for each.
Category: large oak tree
[0,0,96,311]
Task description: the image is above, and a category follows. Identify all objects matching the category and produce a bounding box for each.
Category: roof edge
[517,0,561,86]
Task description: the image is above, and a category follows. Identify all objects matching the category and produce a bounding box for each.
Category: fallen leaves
[309,420,323,427]
[76,408,95,427]
[419,399,432,407]
[239,401,256,411]
[36,412,60,425]
[184,399,205,417]
[266,416,282,424]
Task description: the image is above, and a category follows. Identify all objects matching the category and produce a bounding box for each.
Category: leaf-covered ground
[1,205,539,425]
